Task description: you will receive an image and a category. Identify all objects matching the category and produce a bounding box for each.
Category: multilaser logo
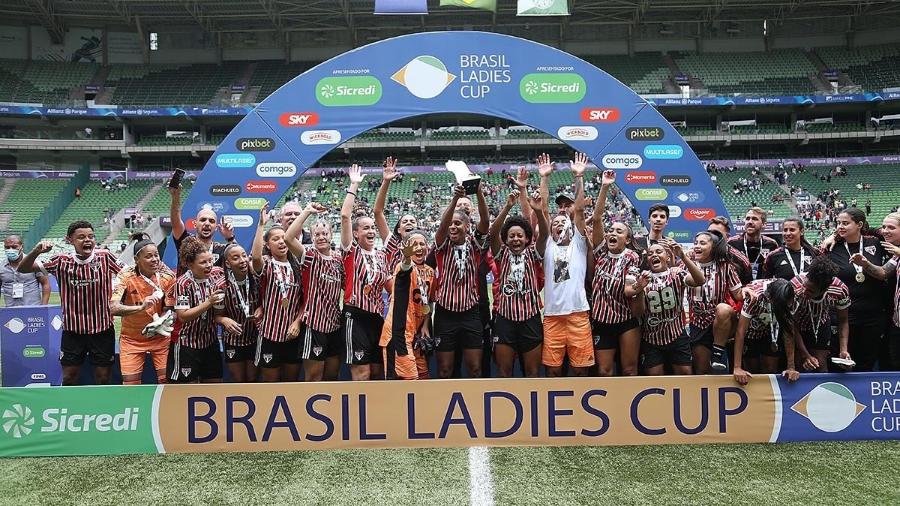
[316,76,382,107]
[519,73,586,103]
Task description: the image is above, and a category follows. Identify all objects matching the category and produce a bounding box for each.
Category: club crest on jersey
[263,353,273,363]
[212,253,220,263]
[865,245,876,255]
[354,351,364,361]
[226,349,236,358]
[180,368,192,377]
[760,249,770,256]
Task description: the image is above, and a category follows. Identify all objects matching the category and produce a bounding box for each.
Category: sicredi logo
[634,188,668,201]
[580,108,621,122]
[684,208,716,221]
[216,153,256,168]
[557,126,598,141]
[22,345,45,358]
[245,181,277,194]
[392,56,456,99]
[624,171,656,184]
[626,127,664,141]
[643,145,684,160]
[300,130,342,145]
[1,404,141,438]
[675,191,705,203]
[661,175,692,186]
[236,138,275,151]
[519,73,586,103]
[668,205,682,218]
[234,198,267,210]
[278,113,320,127]
[210,185,241,196]
[256,163,297,178]
[316,76,382,107]
[223,215,254,228]
[601,154,643,169]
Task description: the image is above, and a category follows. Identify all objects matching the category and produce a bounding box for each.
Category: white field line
[468,446,495,506]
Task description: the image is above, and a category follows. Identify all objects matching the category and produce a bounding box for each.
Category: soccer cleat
[710,345,729,373]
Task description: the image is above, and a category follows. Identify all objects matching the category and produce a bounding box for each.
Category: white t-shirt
[542,227,589,316]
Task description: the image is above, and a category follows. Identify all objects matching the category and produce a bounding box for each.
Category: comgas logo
[301,130,342,145]
[236,138,275,151]
[520,73,586,103]
[316,77,382,107]
[601,154,643,169]
[392,56,456,99]
[256,163,297,178]
[278,113,320,127]
[580,108,620,122]
[557,126,598,141]
[624,171,656,184]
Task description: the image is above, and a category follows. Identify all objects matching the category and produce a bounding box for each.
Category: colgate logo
[580,108,621,122]
[685,208,716,221]
[624,171,656,184]
[278,112,320,127]
[245,180,277,193]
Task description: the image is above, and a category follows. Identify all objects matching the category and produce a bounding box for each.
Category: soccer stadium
[0,0,899,504]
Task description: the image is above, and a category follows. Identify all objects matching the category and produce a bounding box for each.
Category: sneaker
[710,345,729,372]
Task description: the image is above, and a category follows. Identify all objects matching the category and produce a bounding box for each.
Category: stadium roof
[2,0,899,45]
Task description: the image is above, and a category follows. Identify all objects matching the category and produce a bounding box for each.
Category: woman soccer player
[761,217,819,280]
[825,208,888,371]
[166,236,226,383]
[627,240,705,376]
[215,243,260,383]
[488,189,548,377]
[110,233,176,384]
[380,230,435,380]
[373,156,420,274]
[251,203,304,382]
[733,278,800,383]
[791,256,852,373]
[285,202,345,382]
[341,164,391,381]
[880,213,900,370]
[591,170,643,377]
[689,230,743,374]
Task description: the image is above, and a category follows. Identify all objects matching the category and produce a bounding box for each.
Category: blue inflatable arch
[165,31,727,264]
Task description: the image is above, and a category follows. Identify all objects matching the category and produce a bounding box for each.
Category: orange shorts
[414,349,430,380]
[383,347,418,380]
[542,312,595,368]
[119,335,169,376]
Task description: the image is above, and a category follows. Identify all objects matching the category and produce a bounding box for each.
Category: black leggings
[845,321,885,372]
[886,324,900,372]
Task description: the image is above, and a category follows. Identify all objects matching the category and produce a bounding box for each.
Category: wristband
[346,190,356,197]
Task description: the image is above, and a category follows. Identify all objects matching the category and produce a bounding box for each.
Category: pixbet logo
[316,77,382,107]
[519,73,586,104]
[256,163,297,178]
[602,154,643,169]
[236,138,275,151]
[684,208,716,221]
[624,171,656,184]
[278,113,320,127]
[580,108,621,122]
[626,127,664,141]
[245,181,277,194]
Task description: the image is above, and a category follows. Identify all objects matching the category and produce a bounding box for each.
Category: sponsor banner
[256,162,297,178]
[557,126,598,141]
[0,374,897,457]
[733,220,784,234]
[624,171,656,184]
[0,306,63,387]
[667,205,682,218]
[300,130,342,145]
[601,154,643,169]
[0,105,254,117]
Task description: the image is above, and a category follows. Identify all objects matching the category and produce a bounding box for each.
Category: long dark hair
[766,278,796,338]
[835,207,874,243]
[806,256,839,292]
[697,230,728,263]
[223,242,259,301]
[782,217,819,256]
[263,224,302,282]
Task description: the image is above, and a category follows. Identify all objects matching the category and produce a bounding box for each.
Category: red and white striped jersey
[384,233,403,274]
[257,255,304,342]
[689,260,741,329]
[167,267,225,349]
[591,246,641,324]
[41,250,121,334]
[342,242,389,315]
[301,249,345,333]
[740,279,777,341]
[220,271,259,347]
[433,235,487,312]
[641,267,689,345]
[494,245,542,321]
[790,275,851,334]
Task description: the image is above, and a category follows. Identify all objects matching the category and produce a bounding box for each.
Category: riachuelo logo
[791,382,865,433]
[316,76,382,107]
[519,73,586,103]
[392,56,456,99]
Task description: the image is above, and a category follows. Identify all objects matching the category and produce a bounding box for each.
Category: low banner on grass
[0,305,63,387]
[0,374,897,456]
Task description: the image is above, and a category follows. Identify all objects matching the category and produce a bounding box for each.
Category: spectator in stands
[1,235,50,307]
[75,187,81,199]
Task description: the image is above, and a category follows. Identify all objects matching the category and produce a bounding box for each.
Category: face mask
[5,249,21,262]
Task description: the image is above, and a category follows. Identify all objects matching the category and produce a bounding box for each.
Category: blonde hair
[746,207,767,223]
[884,212,900,227]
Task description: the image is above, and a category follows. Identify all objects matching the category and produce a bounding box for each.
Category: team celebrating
[12,153,900,385]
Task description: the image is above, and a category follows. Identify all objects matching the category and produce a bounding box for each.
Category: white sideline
[468,446,495,506]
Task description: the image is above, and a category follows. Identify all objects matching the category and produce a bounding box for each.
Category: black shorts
[641,334,693,369]
[688,325,714,349]
[801,324,832,351]
[592,318,639,350]
[344,306,384,365]
[300,326,342,361]
[493,314,543,353]
[167,341,223,383]
[60,327,115,367]
[223,342,255,363]
[254,336,302,368]
[434,305,484,352]
[745,337,783,358]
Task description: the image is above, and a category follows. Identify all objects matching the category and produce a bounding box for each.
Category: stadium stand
[44,180,158,244]
[673,50,818,95]
[0,59,97,104]
[584,53,669,94]
[0,179,69,238]
[105,63,244,106]
[249,61,316,102]
[818,44,900,90]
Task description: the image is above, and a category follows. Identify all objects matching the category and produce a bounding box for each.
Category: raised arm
[489,190,519,256]
[671,241,705,287]
[38,274,50,305]
[340,164,364,250]
[285,202,325,258]
[475,184,490,235]
[537,153,553,213]
[592,169,615,247]
[169,185,185,241]
[512,166,532,224]
[373,156,398,242]
[435,185,465,246]
[529,193,550,257]
[251,202,270,274]
[17,240,52,274]
[570,152,588,235]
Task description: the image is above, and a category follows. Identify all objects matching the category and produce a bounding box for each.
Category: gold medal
[281,297,290,308]
[421,305,431,315]
[855,272,866,283]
